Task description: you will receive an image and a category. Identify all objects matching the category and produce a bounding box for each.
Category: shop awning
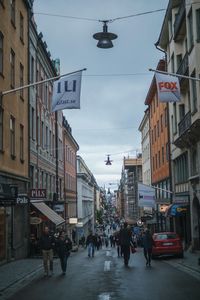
[31,202,65,227]
[165,203,188,217]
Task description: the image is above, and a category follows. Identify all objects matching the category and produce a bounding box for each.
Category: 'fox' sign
[155,73,181,102]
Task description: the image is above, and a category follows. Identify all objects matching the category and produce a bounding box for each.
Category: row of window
[66,145,76,166]
[65,173,76,192]
[0,42,25,98]
[152,143,169,171]
[30,166,63,200]
[0,1,25,75]
[30,107,76,165]
[0,109,24,161]
[154,179,170,199]
[174,152,188,184]
[151,108,168,144]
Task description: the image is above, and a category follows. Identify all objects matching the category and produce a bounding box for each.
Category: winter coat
[86,234,96,246]
[120,228,132,246]
[56,237,72,258]
[143,232,154,250]
[40,233,55,251]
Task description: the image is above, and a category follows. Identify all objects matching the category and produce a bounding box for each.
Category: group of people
[109,222,154,267]
[39,223,154,277]
[39,226,72,276]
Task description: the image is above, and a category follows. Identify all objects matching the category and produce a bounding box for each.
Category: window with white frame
[191,71,197,113]
[0,105,3,151]
[188,9,194,50]
[0,32,3,74]
[10,49,15,87]
[10,115,15,158]
[20,124,24,161]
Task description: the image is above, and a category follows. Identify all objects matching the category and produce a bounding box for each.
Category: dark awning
[165,203,188,217]
[31,202,65,227]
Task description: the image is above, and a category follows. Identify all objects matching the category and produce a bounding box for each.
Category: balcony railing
[174,0,186,41]
[176,52,188,76]
[178,111,191,136]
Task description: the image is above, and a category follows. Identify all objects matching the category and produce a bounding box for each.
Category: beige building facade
[157,0,200,248]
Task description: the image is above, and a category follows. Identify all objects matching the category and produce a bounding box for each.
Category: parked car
[152,232,184,258]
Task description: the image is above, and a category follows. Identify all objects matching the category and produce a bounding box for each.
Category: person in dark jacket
[86,231,96,257]
[56,231,72,275]
[39,226,55,276]
[120,222,132,266]
[143,228,154,267]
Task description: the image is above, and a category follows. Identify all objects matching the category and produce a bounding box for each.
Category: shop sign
[16,194,29,205]
[53,204,64,212]
[69,218,78,224]
[30,217,42,225]
[30,189,47,200]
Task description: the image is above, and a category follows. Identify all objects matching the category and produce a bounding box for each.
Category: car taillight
[154,241,162,247]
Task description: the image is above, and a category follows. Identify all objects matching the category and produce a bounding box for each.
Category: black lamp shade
[93,22,118,49]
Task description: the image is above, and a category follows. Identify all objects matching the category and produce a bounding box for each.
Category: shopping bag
[130,246,136,254]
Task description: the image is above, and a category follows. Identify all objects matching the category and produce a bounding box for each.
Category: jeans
[88,243,94,257]
[60,253,69,273]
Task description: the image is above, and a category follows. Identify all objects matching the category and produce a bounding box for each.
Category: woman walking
[143,229,154,267]
[56,231,72,275]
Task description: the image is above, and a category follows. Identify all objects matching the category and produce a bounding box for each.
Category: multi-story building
[0,0,33,262]
[77,156,97,239]
[138,108,151,187]
[63,116,79,237]
[156,0,200,249]
[145,59,172,232]
[138,108,153,222]
[29,18,65,241]
[120,157,142,224]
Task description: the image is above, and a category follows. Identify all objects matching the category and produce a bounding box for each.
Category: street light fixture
[93,21,118,49]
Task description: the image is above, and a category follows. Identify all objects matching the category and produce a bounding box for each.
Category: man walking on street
[120,222,132,267]
[86,231,96,257]
[39,226,55,276]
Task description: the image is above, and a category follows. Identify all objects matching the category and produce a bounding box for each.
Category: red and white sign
[155,73,181,102]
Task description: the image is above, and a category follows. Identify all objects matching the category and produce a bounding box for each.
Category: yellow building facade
[0,0,32,262]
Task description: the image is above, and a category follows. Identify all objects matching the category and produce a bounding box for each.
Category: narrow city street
[7,247,200,300]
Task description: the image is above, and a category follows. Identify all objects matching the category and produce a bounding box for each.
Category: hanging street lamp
[93,21,118,49]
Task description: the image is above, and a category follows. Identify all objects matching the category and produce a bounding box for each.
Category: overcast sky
[33,0,168,190]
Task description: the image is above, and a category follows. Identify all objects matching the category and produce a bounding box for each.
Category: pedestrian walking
[86,231,96,257]
[120,222,132,267]
[143,228,154,267]
[56,231,72,275]
[115,231,122,257]
[39,226,55,276]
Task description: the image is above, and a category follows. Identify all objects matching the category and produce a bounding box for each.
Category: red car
[152,232,184,258]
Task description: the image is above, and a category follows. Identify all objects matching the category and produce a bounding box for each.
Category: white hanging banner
[51,71,82,112]
[155,72,181,102]
[138,183,155,208]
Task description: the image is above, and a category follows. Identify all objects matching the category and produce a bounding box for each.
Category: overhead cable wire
[84,72,150,77]
[34,8,166,23]
[108,8,166,22]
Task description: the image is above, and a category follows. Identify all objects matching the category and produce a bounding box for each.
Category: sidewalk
[164,249,200,280]
[0,258,44,299]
